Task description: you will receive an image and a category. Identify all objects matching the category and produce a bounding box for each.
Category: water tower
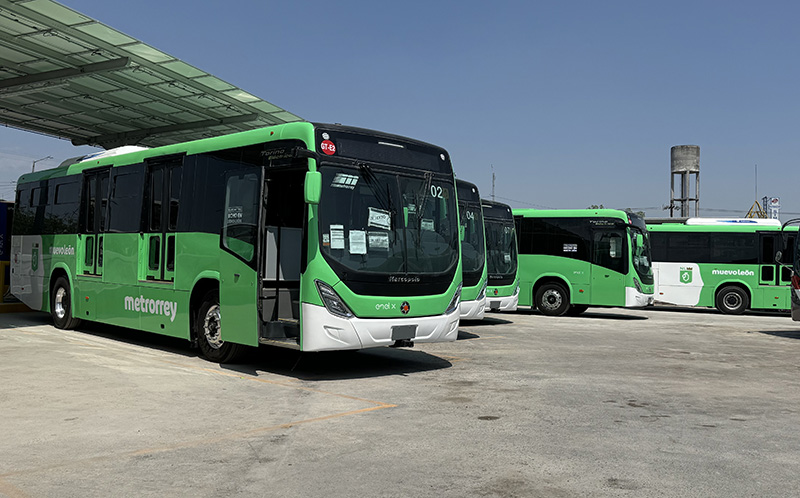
[670,145,700,217]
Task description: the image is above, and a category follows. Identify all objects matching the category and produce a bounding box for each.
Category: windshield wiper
[358,162,393,216]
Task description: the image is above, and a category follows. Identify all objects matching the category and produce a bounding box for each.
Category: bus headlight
[477,280,487,301]
[315,280,354,319]
[633,277,643,294]
[445,283,462,315]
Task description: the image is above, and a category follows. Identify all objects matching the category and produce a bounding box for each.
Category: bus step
[259,337,301,350]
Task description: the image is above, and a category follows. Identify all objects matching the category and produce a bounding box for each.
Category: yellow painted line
[0,477,32,498]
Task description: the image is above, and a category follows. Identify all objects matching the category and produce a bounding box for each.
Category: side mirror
[775,250,783,264]
[304,171,322,205]
[636,233,644,246]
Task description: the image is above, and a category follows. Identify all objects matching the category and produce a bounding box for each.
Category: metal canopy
[0,0,303,149]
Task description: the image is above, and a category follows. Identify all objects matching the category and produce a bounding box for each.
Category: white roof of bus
[684,218,781,227]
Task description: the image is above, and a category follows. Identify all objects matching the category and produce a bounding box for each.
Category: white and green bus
[456,179,487,320]
[11,122,463,362]
[648,218,797,314]
[481,199,518,312]
[513,209,654,316]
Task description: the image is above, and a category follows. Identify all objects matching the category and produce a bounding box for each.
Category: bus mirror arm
[293,147,320,162]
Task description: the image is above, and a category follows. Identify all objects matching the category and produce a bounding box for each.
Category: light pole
[32,155,53,173]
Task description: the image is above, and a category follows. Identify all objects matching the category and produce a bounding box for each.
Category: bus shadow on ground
[755,330,800,340]
[462,317,513,326]
[513,309,648,321]
[649,305,790,318]
[236,346,454,381]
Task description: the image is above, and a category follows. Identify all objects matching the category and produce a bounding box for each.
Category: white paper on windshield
[349,230,367,254]
[368,207,392,230]
[407,204,417,214]
[330,225,345,249]
[504,253,511,263]
[421,219,435,231]
[368,231,390,250]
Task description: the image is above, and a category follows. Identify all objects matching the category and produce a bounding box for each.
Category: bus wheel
[567,304,589,316]
[535,283,570,316]
[715,286,749,315]
[51,276,82,330]
[195,290,246,363]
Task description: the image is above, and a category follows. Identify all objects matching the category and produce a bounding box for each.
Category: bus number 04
[430,185,443,198]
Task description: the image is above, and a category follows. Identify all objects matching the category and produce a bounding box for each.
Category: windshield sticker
[349,230,367,254]
[563,243,577,253]
[407,204,416,214]
[421,219,435,231]
[226,206,243,224]
[331,173,358,189]
[368,207,392,230]
[322,233,330,246]
[368,231,390,250]
[330,225,345,250]
[504,253,512,263]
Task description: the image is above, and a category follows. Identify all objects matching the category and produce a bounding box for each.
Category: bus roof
[512,208,633,220]
[647,217,782,227]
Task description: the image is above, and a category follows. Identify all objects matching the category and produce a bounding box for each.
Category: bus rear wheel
[715,286,749,315]
[195,289,246,363]
[51,276,82,330]
[535,283,570,316]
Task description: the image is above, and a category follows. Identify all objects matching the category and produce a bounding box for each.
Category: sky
[2,0,799,220]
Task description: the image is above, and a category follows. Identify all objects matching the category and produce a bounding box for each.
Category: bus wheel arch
[191,281,246,363]
[534,278,571,316]
[715,284,750,315]
[49,271,82,330]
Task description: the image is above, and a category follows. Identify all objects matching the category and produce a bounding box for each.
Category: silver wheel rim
[203,304,223,350]
[541,289,563,311]
[723,292,742,310]
[54,287,67,320]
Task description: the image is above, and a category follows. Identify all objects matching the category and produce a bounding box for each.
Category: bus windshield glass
[457,182,485,277]
[485,218,517,277]
[630,227,653,284]
[318,164,459,276]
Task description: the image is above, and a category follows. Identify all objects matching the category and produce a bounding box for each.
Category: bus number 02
[430,185,443,198]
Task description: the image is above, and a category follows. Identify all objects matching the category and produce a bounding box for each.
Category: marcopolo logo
[124,295,177,322]
[711,269,756,277]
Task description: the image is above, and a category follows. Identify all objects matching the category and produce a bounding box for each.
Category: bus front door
[759,232,792,309]
[591,228,626,306]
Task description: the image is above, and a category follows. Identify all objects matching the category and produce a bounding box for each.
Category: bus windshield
[485,218,517,277]
[318,164,459,277]
[457,183,485,279]
[630,227,654,284]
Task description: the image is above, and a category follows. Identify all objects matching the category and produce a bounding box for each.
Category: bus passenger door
[759,232,790,309]
[219,169,261,347]
[80,168,110,277]
[142,158,182,282]
[590,228,626,306]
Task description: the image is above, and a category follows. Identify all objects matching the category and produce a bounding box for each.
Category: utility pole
[491,165,495,201]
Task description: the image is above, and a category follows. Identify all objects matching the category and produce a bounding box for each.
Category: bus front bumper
[626,287,655,308]
[485,292,519,312]
[300,303,460,352]
[459,297,486,320]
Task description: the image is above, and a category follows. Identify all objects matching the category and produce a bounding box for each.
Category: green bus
[11,122,463,362]
[513,209,654,316]
[648,218,797,314]
[780,219,800,320]
[481,199,519,312]
[456,179,487,320]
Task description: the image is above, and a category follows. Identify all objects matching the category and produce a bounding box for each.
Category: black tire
[194,289,246,363]
[566,304,589,316]
[51,276,82,330]
[715,286,749,315]
[535,283,570,316]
